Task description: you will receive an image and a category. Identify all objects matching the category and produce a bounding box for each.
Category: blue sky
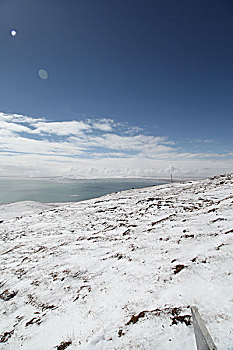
[0,0,233,177]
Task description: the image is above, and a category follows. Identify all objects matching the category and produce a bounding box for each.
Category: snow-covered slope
[0,201,60,221]
[0,174,233,350]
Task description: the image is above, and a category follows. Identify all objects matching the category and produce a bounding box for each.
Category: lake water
[0,177,168,204]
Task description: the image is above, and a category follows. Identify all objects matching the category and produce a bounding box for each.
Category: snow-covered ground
[0,201,60,221]
[0,174,233,350]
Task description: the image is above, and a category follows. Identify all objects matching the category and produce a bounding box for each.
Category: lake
[0,177,168,204]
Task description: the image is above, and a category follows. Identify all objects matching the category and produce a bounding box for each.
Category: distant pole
[171,174,173,183]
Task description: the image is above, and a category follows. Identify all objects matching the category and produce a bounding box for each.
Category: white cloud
[0,112,45,124]
[0,112,233,178]
[69,134,175,157]
[90,118,113,131]
[188,138,215,144]
[0,120,33,134]
[30,120,90,136]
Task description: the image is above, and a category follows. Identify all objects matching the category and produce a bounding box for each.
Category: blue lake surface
[0,177,168,204]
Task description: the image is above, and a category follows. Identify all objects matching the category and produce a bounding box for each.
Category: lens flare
[38,69,48,80]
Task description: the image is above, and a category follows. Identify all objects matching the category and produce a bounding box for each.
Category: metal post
[191,306,218,350]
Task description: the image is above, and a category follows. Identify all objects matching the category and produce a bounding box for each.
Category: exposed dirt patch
[35,246,47,253]
[73,285,91,301]
[122,229,131,236]
[212,218,225,223]
[0,289,17,301]
[181,234,194,239]
[207,208,216,213]
[27,294,57,311]
[171,314,191,326]
[126,307,191,327]
[151,215,174,226]
[25,317,42,327]
[0,329,14,343]
[103,252,128,260]
[56,340,72,350]
[173,265,186,274]
[216,243,224,250]
[224,229,233,235]
[118,329,125,337]
[126,310,148,325]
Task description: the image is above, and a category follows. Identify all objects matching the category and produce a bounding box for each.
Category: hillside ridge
[0,174,233,349]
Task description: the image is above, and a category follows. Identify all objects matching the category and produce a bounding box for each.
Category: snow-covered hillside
[0,174,233,350]
[0,201,59,221]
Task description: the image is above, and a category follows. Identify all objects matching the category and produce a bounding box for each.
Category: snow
[0,174,233,349]
[0,201,60,221]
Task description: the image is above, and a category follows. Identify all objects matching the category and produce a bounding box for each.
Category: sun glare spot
[38,69,49,80]
[10,29,17,37]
